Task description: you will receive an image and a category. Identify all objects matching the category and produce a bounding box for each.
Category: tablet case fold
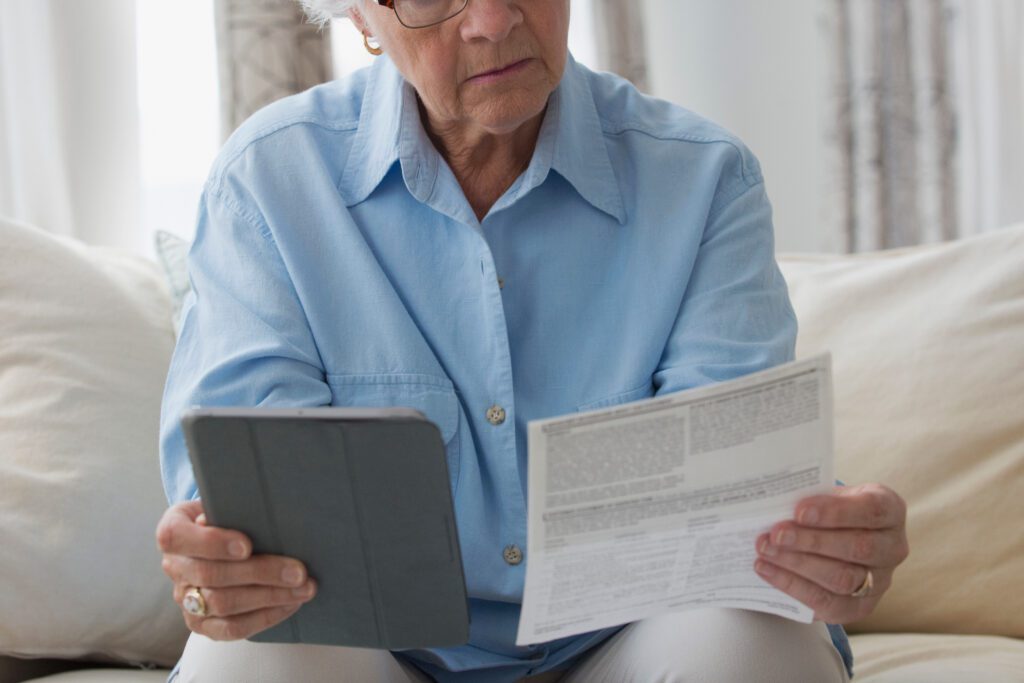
[181,408,470,650]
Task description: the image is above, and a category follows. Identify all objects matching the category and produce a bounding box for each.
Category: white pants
[173,607,850,682]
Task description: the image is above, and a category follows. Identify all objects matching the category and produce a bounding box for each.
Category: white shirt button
[486,404,506,425]
[503,544,522,565]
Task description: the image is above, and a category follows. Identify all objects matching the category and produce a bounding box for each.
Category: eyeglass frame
[376,0,471,29]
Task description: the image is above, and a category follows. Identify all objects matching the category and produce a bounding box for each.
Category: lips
[469,58,531,81]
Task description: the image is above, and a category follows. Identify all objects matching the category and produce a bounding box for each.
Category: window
[136,0,220,245]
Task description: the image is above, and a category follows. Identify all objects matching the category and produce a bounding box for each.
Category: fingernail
[776,529,796,546]
[292,583,314,598]
[800,507,819,525]
[228,541,247,558]
[759,538,778,556]
[755,560,775,577]
[282,566,304,585]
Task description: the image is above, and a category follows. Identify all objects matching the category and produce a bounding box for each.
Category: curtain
[824,0,957,252]
[948,0,1024,237]
[825,0,1024,252]
[590,0,649,92]
[0,0,142,252]
[214,0,333,141]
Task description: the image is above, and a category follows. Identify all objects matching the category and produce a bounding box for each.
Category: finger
[181,499,205,521]
[793,483,907,530]
[172,577,317,605]
[755,537,872,596]
[188,603,303,642]
[156,503,252,561]
[164,554,309,589]
[761,524,908,567]
[177,580,317,618]
[753,557,877,624]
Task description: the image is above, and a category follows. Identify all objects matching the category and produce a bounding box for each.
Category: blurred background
[0,0,1021,257]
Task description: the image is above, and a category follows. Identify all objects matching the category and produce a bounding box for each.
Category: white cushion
[0,218,189,666]
[19,670,171,682]
[849,633,1024,682]
[778,224,1024,638]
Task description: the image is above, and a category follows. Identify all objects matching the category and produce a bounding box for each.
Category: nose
[459,0,523,43]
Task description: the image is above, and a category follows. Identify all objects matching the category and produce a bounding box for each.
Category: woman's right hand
[156,500,318,641]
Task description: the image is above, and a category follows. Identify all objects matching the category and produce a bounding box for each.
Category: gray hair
[297,0,363,27]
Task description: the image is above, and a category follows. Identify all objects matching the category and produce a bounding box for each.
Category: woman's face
[349,0,570,136]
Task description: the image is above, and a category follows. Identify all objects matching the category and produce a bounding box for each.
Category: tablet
[181,406,470,650]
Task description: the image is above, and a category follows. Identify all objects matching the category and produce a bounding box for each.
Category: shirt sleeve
[652,178,798,395]
[158,184,332,506]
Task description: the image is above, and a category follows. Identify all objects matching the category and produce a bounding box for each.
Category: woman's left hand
[753,482,910,624]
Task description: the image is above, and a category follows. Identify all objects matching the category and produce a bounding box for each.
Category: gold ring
[850,568,873,598]
[183,586,208,617]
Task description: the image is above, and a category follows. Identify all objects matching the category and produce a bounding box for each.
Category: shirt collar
[547,53,626,224]
[340,52,626,225]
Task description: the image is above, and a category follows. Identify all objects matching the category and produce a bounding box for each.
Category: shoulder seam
[210,117,360,186]
[203,183,275,245]
[705,178,766,227]
[600,122,762,187]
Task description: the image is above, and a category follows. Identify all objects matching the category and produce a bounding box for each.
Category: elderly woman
[156,0,909,681]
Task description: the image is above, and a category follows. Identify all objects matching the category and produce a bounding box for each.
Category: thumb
[174,498,206,524]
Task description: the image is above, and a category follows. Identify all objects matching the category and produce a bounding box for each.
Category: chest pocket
[325,373,461,495]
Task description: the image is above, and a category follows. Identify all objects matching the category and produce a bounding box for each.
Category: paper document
[515,353,834,645]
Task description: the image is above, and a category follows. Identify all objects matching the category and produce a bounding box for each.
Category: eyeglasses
[377,0,471,29]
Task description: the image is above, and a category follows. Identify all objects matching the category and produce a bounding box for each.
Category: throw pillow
[153,229,191,336]
[0,218,190,666]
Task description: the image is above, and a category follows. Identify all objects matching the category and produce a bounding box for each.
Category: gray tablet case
[181,406,470,650]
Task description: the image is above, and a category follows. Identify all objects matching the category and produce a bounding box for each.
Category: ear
[347,5,369,35]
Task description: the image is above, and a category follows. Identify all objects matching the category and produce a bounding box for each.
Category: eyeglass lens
[393,0,470,28]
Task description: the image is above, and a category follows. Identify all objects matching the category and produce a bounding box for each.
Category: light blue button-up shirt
[159,52,853,681]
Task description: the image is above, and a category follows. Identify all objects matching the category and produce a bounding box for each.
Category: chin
[470,86,552,134]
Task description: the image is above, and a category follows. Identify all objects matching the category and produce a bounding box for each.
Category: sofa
[1,215,1022,682]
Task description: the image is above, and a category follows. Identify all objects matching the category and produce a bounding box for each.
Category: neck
[420,99,547,222]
